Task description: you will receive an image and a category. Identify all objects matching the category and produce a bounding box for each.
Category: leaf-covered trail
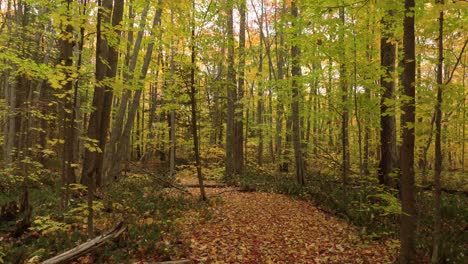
[176,185,397,263]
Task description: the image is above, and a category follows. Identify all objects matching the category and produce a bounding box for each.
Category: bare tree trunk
[274,0,286,171]
[363,24,373,176]
[81,0,123,237]
[82,0,110,237]
[169,8,176,178]
[291,0,304,185]
[107,0,162,179]
[399,0,417,261]
[352,22,363,177]
[379,8,398,187]
[234,0,246,175]
[143,53,162,162]
[225,0,236,178]
[59,0,76,208]
[327,57,334,149]
[3,68,16,165]
[462,61,466,172]
[82,0,123,187]
[339,6,349,199]
[189,1,206,200]
[431,2,444,262]
[256,0,265,167]
[104,1,149,178]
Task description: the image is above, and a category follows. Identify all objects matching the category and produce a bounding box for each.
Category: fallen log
[42,222,126,264]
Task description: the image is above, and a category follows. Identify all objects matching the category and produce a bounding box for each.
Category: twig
[445,37,468,85]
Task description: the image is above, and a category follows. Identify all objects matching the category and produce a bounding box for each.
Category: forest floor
[169,176,398,263]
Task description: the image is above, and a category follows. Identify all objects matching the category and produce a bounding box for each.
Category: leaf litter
[172,185,398,263]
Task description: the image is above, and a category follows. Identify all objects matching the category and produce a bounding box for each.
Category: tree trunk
[291,0,304,185]
[59,0,76,208]
[168,8,176,178]
[339,6,349,200]
[81,0,123,187]
[399,0,417,261]
[431,2,444,262]
[462,61,466,172]
[104,1,150,179]
[234,0,246,175]
[352,24,363,177]
[225,0,236,178]
[379,8,398,187]
[81,0,123,237]
[107,0,162,179]
[189,2,207,200]
[274,0,286,171]
[256,0,264,167]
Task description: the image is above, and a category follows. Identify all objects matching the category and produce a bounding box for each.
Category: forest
[0,0,467,263]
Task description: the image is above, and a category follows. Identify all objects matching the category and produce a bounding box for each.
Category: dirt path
[176,184,397,264]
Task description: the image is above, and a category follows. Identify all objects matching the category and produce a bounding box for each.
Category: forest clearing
[0,0,467,263]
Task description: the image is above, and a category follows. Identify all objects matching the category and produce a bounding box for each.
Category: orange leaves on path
[178,189,397,263]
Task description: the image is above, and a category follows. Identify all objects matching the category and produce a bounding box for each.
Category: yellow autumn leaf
[145,218,154,225]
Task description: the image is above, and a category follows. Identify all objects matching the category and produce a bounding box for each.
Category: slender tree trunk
[462,61,466,172]
[225,0,236,178]
[327,57,334,149]
[256,0,264,166]
[399,0,417,261]
[189,2,207,200]
[431,2,444,262]
[352,23,363,177]
[363,39,372,175]
[339,6,349,199]
[234,0,246,175]
[168,8,176,178]
[274,0,286,171]
[82,0,111,237]
[291,0,304,185]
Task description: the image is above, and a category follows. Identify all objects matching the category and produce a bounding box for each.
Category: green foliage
[30,216,70,235]
[102,173,195,262]
[416,190,467,263]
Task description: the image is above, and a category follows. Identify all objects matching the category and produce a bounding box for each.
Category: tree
[399,0,417,261]
[431,1,443,262]
[291,0,304,185]
[189,0,207,201]
[379,3,398,187]
[225,0,236,178]
[234,0,246,175]
[81,0,124,237]
[339,5,349,201]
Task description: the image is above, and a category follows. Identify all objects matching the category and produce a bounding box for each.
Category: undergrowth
[0,172,195,263]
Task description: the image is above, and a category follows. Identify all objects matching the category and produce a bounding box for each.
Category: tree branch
[445,37,468,85]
